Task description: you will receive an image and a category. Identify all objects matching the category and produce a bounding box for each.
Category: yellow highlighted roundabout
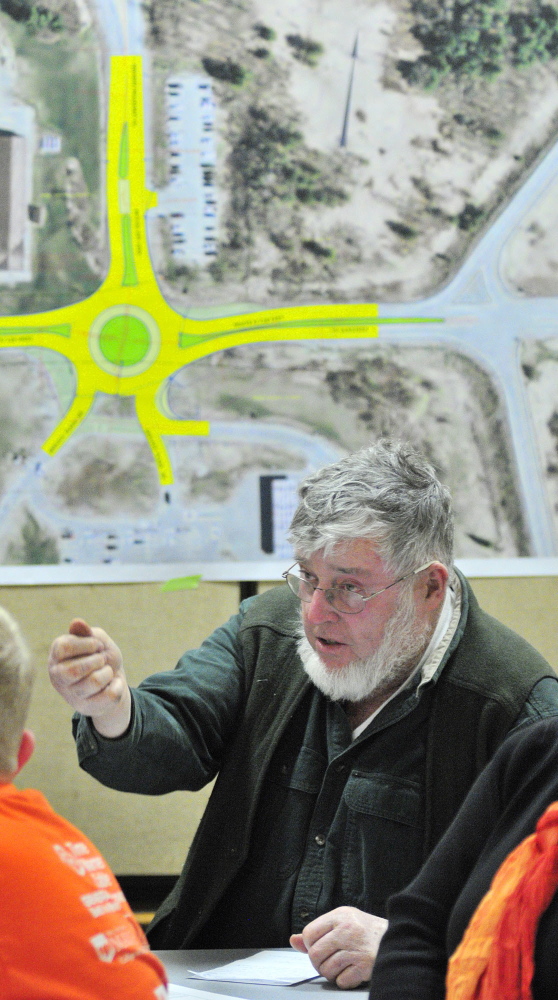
[0,56,439,485]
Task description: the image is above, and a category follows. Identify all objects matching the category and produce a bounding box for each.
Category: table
[154,949,370,1000]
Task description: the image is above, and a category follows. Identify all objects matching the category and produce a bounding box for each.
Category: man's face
[297,539,432,671]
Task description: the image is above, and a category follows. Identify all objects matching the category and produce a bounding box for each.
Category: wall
[5,580,238,874]
[3,573,557,875]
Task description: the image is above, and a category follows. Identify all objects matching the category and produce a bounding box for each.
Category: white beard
[296,587,432,703]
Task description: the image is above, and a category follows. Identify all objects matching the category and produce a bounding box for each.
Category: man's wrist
[92,692,132,739]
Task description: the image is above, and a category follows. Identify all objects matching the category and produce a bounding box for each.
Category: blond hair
[0,606,34,774]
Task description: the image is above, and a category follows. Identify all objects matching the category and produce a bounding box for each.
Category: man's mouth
[315,635,344,648]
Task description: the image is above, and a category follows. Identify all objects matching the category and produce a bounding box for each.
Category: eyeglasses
[282,562,434,614]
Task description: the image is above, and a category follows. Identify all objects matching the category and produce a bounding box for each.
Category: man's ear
[423,562,449,604]
[15,729,35,775]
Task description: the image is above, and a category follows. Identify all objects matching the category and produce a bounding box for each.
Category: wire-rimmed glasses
[282,562,434,614]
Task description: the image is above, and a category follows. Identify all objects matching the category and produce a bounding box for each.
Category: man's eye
[338,582,361,594]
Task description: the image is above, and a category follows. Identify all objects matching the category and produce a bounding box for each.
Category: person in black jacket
[369,716,558,1000]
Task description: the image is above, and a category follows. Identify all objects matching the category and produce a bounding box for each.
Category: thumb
[289,933,307,953]
[69,618,93,637]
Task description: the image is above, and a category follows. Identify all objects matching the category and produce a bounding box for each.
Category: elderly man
[48,441,558,988]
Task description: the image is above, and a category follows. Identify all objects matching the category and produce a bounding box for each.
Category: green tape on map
[161,575,202,592]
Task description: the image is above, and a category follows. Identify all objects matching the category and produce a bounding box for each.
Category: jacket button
[299,908,310,920]
[314,833,326,846]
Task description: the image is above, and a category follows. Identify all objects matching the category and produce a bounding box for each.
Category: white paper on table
[168,985,249,999]
[187,949,321,985]
[168,988,204,999]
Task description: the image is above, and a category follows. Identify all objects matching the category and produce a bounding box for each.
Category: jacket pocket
[344,771,421,825]
[340,771,423,914]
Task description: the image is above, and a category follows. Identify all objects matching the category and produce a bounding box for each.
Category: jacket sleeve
[514,675,558,725]
[72,606,249,794]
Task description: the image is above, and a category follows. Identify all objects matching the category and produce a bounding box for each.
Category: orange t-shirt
[0,784,168,999]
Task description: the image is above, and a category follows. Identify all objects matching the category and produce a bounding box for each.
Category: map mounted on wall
[1,0,558,582]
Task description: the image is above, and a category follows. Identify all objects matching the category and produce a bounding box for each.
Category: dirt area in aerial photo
[146,0,558,307]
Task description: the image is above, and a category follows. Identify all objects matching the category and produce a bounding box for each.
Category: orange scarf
[445,800,558,1000]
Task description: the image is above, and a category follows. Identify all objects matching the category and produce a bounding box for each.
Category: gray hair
[0,606,33,774]
[288,440,453,574]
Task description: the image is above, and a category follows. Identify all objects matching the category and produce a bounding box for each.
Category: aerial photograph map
[0,0,558,581]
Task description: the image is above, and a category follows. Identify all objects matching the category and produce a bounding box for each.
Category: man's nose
[304,586,340,623]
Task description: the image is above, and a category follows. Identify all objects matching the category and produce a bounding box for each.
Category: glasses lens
[285,572,366,613]
[286,572,313,602]
[328,589,365,614]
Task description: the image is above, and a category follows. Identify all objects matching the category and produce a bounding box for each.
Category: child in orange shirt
[0,605,168,999]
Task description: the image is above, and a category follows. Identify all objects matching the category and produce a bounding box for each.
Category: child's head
[0,606,34,777]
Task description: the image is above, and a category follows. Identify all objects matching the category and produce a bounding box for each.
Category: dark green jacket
[74,573,558,947]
